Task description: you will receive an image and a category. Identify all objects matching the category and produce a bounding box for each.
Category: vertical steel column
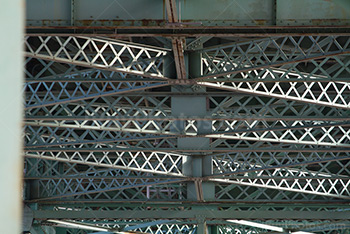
[0,0,24,233]
[189,48,215,202]
[188,49,215,234]
[272,0,277,25]
[171,49,211,201]
[197,220,208,234]
[168,44,215,234]
[208,225,219,234]
[71,0,75,26]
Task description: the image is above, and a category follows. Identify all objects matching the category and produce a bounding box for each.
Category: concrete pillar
[0,0,24,233]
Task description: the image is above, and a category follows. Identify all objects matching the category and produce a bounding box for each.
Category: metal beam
[32,210,350,220]
[25,58,165,82]
[24,158,180,179]
[24,145,350,153]
[211,178,350,199]
[24,119,350,148]
[165,0,186,80]
[23,0,350,28]
[197,36,350,80]
[210,151,350,178]
[172,37,187,80]
[24,150,185,177]
[200,81,350,109]
[25,36,170,79]
[198,60,350,83]
[23,30,350,229]
[25,95,350,121]
[25,80,168,109]
[28,178,187,201]
[25,29,350,37]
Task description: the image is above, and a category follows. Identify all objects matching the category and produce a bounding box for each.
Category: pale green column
[0,0,24,233]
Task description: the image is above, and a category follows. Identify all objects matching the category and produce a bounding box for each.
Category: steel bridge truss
[24,33,350,233]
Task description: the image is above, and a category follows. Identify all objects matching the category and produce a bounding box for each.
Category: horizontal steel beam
[32,210,350,220]
[25,175,184,180]
[25,36,169,79]
[24,147,350,154]
[24,151,185,176]
[211,151,350,178]
[24,119,350,148]
[24,0,350,29]
[25,82,169,109]
[201,81,350,109]
[211,178,350,199]
[23,115,350,121]
[29,178,187,202]
[26,27,350,37]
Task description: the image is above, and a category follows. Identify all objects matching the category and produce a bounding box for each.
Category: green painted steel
[23,1,350,233]
[26,0,350,27]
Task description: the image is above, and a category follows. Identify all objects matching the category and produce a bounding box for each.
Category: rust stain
[79,20,94,26]
[76,19,167,27]
[311,18,341,25]
[141,19,154,26]
[40,19,66,26]
[254,19,267,26]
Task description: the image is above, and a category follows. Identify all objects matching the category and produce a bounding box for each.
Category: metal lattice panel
[23,32,350,233]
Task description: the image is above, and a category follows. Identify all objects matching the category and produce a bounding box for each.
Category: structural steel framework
[24,0,350,234]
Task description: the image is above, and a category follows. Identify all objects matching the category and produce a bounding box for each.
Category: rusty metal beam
[165,0,178,24]
[26,26,350,37]
[172,37,186,79]
[165,0,186,80]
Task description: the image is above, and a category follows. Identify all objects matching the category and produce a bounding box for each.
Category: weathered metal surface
[277,0,350,26]
[24,28,350,38]
[26,0,350,28]
[180,0,274,26]
[32,209,350,220]
[26,0,71,26]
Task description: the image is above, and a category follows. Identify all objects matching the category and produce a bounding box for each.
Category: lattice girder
[25,36,169,78]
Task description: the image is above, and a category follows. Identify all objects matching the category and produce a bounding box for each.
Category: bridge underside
[23,0,350,233]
